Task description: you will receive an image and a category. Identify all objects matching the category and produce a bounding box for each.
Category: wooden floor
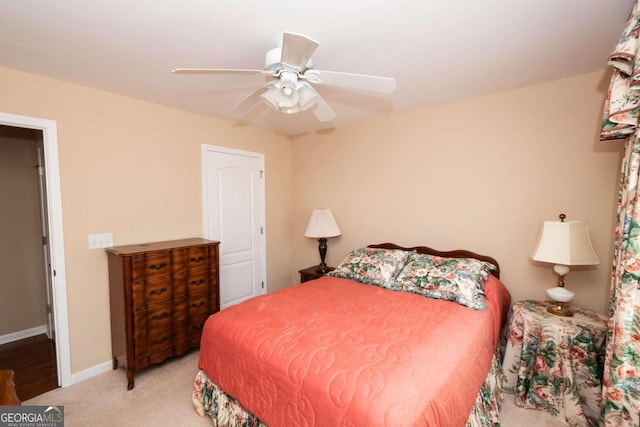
[0,334,58,401]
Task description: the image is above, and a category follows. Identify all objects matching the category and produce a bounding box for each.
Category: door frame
[0,112,72,388]
[201,144,267,297]
[35,141,55,339]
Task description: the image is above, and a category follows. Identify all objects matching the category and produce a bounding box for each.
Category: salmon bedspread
[198,275,510,426]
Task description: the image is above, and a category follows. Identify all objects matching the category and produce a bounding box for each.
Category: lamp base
[315,263,330,274]
[315,238,329,274]
[547,301,574,317]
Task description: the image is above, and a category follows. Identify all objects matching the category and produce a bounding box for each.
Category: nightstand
[298,265,335,283]
[502,300,607,426]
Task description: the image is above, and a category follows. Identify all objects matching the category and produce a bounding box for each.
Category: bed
[192,243,511,426]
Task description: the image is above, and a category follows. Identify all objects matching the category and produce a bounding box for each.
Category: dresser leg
[112,357,118,370]
[127,371,135,390]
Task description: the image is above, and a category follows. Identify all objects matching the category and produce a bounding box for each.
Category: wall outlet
[88,232,113,249]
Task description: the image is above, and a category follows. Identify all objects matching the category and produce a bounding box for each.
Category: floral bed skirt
[192,352,505,427]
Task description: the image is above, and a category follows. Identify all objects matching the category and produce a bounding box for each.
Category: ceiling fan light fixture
[277,86,299,108]
[276,71,300,108]
[260,84,300,111]
[282,86,294,96]
[260,87,280,111]
[278,94,298,109]
[282,105,300,114]
[261,80,318,113]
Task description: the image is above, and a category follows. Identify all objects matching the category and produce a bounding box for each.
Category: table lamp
[531,213,599,317]
[304,209,341,274]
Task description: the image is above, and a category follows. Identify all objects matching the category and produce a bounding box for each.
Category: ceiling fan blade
[230,82,275,114]
[306,70,396,94]
[229,89,263,114]
[296,82,334,122]
[280,32,319,71]
[308,90,336,122]
[172,68,266,76]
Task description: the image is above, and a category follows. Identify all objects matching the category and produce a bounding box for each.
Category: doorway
[202,145,267,309]
[0,112,71,398]
[0,125,57,399]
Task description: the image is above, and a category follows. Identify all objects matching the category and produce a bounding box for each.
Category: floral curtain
[600,2,640,425]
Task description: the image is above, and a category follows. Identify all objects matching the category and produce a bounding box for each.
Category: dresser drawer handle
[189,279,205,286]
[152,336,170,345]
[191,301,205,308]
[189,256,205,263]
[191,325,203,331]
[151,312,169,321]
[148,262,167,270]
[148,288,167,296]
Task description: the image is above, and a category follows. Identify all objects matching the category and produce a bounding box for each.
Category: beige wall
[0,66,293,374]
[292,70,623,316]
[0,129,47,335]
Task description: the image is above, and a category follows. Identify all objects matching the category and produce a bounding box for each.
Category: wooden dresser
[106,238,220,389]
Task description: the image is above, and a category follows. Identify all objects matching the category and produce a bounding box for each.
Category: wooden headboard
[368,243,501,279]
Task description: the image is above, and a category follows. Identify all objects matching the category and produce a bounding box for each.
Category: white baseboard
[71,360,113,385]
[0,325,48,345]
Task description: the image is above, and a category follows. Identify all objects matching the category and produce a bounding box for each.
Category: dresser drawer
[188,292,209,315]
[132,277,172,309]
[147,327,172,352]
[187,271,208,294]
[187,246,208,271]
[146,326,174,365]
[134,327,173,360]
[131,252,171,282]
[133,302,173,335]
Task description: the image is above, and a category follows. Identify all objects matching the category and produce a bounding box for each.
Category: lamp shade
[260,87,280,110]
[532,219,599,266]
[304,209,341,238]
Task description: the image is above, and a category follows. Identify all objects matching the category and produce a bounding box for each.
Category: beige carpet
[24,351,565,426]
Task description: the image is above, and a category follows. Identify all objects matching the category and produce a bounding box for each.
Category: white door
[202,145,266,308]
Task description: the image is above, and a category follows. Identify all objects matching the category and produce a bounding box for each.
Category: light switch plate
[88,232,113,249]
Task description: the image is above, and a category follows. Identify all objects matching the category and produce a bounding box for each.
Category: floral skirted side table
[502,300,608,426]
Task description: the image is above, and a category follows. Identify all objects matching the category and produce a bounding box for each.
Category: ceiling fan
[172,32,397,122]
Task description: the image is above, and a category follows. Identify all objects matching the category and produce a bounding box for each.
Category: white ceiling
[0,0,633,136]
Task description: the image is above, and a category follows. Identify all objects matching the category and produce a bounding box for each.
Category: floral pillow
[393,254,497,310]
[327,247,415,289]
